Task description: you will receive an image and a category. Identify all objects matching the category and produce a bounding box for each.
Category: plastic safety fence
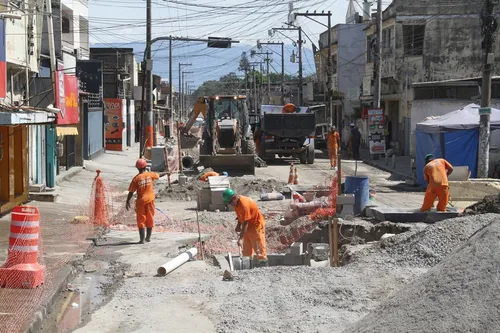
[0,172,129,333]
[109,174,340,259]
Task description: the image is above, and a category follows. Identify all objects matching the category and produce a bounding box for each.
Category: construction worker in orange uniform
[126,159,168,244]
[327,125,340,170]
[420,154,454,212]
[200,171,227,182]
[223,188,268,263]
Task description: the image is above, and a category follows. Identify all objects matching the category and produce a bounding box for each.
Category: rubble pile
[349,213,498,268]
[156,180,205,202]
[463,193,500,215]
[344,216,500,333]
[230,177,287,197]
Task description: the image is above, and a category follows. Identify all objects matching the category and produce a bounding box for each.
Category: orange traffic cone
[294,167,300,185]
[0,206,45,288]
[93,170,109,227]
[287,163,295,184]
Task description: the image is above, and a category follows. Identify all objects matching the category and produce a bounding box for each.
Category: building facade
[360,0,500,156]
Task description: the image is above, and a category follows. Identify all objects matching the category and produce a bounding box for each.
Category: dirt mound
[463,193,500,215]
[156,180,205,201]
[349,214,499,268]
[230,177,287,197]
[343,217,500,333]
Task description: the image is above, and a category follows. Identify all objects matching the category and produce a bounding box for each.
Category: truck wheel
[307,144,315,164]
[242,139,256,155]
[299,151,307,164]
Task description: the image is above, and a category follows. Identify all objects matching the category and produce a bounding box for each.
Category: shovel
[238,244,243,268]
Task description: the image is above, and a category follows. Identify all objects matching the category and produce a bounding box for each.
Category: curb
[56,167,84,186]
[362,159,411,180]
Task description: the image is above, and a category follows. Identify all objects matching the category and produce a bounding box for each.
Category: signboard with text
[367,108,386,155]
[57,75,80,125]
[104,98,124,151]
[55,61,66,117]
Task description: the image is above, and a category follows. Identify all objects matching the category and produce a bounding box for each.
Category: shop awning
[56,126,79,136]
[0,109,57,125]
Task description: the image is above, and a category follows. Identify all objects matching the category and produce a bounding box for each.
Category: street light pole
[178,63,191,120]
[145,0,154,148]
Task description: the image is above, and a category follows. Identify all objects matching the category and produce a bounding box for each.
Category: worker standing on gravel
[327,125,340,170]
[222,188,268,263]
[420,154,454,212]
[126,159,168,244]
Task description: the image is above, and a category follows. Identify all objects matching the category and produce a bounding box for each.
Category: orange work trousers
[328,146,338,167]
[242,223,267,260]
[420,185,449,212]
[136,201,155,228]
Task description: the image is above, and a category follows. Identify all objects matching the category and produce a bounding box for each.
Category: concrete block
[290,242,303,256]
[208,176,230,188]
[284,253,306,266]
[337,194,355,205]
[308,259,330,268]
[29,184,46,192]
[338,204,354,218]
[307,243,330,261]
[209,204,227,212]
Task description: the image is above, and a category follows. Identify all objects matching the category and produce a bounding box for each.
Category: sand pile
[344,216,500,333]
[349,214,499,268]
[463,193,500,215]
[156,180,205,201]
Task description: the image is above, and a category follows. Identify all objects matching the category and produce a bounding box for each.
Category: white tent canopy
[416,103,500,134]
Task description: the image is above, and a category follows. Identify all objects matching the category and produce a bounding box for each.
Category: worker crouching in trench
[223,188,268,263]
[420,154,454,212]
[126,159,168,244]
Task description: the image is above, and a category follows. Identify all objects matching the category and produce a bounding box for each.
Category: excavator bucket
[199,154,256,176]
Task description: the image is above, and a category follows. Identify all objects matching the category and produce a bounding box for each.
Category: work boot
[138,228,145,244]
[145,228,152,242]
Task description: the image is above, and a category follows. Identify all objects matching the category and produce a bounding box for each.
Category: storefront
[0,109,56,214]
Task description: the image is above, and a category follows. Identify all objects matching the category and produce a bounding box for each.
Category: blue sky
[88,0,375,88]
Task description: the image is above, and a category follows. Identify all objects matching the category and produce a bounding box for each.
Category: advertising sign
[76,60,103,94]
[54,61,66,117]
[56,75,79,125]
[367,108,386,155]
[104,98,123,151]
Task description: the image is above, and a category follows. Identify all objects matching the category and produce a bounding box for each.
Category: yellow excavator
[179,95,256,175]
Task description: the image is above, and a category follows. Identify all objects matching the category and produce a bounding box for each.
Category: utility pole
[178,63,191,120]
[169,37,173,126]
[145,0,154,148]
[252,50,272,103]
[478,0,498,178]
[181,71,193,120]
[298,26,303,105]
[374,0,382,109]
[257,41,285,103]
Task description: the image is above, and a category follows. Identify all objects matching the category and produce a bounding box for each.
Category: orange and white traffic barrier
[0,206,45,289]
[93,170,109,227]
[293,168,300,185]
[287,163,295,184]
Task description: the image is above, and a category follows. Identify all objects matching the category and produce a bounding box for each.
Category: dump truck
[187,95,256,175]
[258,104,316,164]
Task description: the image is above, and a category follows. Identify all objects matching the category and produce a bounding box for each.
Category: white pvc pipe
[157,247,198,276]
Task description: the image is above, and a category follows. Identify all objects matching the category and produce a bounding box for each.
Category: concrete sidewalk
[0,144,176,333]
[356,148,415,181]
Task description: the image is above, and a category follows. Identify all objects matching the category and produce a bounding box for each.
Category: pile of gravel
[463,193,500,215]
[156,180,205,201]
[349,213,499,268]
[344,216,500,333]
[230,177,287,198]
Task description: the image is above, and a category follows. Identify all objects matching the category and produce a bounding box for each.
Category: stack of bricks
[197,176,231,211]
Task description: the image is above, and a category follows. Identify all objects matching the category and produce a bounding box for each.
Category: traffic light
[208,37,232,48]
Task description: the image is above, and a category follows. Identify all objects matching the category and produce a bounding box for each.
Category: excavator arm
[181,96,207,134]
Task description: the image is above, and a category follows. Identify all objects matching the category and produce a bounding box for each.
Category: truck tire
[242,139,256,155]
[299,151,307,164]
[307,144,315,164]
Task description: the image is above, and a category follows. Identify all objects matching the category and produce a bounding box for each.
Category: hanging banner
[54,61,66,117]
[56,75,79,125]
[368,108,386,155]
[104,98,124,151]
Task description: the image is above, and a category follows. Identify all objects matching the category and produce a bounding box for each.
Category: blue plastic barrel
[344,176,369,215]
